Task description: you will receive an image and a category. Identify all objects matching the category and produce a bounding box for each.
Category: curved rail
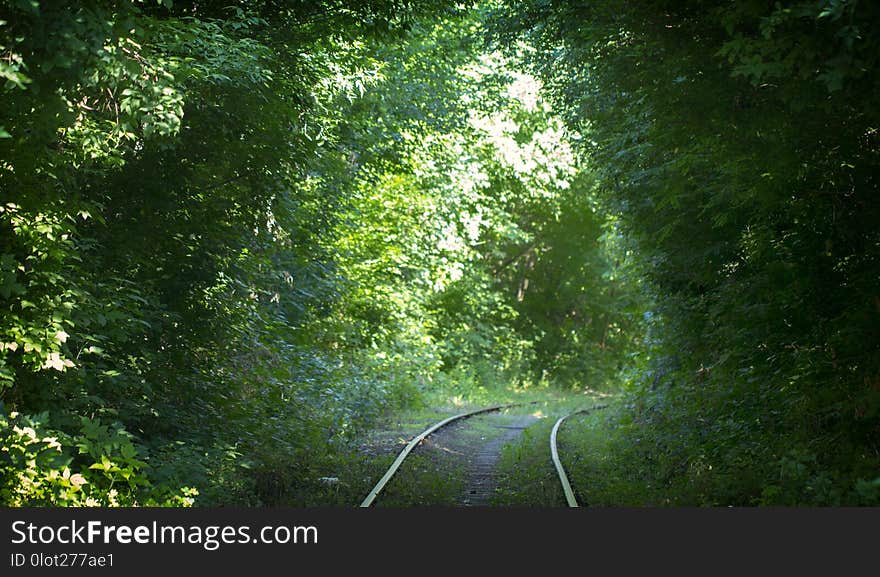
[551,404,608,508]
[359,403,512,507]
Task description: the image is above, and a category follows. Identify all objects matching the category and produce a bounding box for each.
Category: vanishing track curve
[359,402,607,507]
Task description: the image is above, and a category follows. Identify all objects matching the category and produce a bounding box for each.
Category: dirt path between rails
[426,411,539,506]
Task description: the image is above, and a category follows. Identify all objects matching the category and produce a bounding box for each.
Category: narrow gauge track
[359,402,608,507]
[551,404,608,507]
[359,403,512,507]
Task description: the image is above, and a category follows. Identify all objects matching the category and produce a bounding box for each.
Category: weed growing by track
[495,393,701,507]
[561,404,659,506]
[493,419,565,506]
[493,392,608,506]
[561,399,718,506]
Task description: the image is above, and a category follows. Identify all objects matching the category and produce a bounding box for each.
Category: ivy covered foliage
[490,0,880,504]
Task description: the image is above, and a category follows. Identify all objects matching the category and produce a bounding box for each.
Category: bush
[0,405,195,506]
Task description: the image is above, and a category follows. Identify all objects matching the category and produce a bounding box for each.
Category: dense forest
[1,0,877,507]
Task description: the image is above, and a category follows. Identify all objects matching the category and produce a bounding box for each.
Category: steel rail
[359,403,512,507]
[551,404,608,508]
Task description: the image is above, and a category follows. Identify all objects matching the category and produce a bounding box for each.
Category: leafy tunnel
[1,0,878,506]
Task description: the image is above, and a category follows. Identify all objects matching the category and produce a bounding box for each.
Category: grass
[561,403,658,506]
[489,390,679,507]
[348,388,587,506]
[373,406,542,506]
[374,449,467,506]
[493,418,566,506]
[282,382,859,507]
[283,383,622,506]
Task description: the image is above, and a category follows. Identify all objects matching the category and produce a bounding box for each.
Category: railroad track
[359,402,607,507]
[550,404,608,507]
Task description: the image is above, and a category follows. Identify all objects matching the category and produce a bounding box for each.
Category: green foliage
[0,0,470,506]
[324,22,643,398]
[10,0,873,510]
[715,0,880,93]
[490,0,880,505]
[0,405,195,506]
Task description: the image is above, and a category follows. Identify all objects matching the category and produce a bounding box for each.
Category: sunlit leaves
[324,12,641,394]
[0,0,445,506]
